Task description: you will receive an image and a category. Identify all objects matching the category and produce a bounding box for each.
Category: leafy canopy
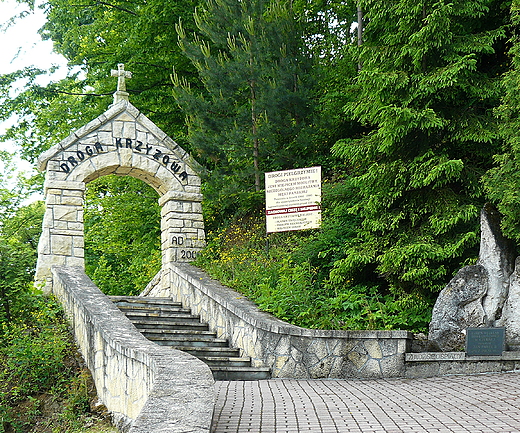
[84,175,161,296]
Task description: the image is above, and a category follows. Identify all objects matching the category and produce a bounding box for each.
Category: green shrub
[84,176,161,296]
[195,196,434,333]
[0,291,100,433]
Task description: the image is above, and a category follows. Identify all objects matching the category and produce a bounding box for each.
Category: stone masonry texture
[51,266,215,433]
[35,100,205,292]
[144,262,414,379]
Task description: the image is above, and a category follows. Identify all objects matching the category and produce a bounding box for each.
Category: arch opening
[84,175,161,296]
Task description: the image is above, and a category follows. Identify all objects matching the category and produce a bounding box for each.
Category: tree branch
[54,90,113,96]
[95,1,138,15]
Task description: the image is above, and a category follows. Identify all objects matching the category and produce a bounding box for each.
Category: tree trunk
[250,50,261,192]
[357,6,363,47]
[251,90,261,192]
[357,5,363,71]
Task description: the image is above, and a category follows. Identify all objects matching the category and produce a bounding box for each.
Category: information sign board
[465,327,505,356]
[265,166,321,233]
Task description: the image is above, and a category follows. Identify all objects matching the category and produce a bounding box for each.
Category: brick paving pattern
[212,373,520,432]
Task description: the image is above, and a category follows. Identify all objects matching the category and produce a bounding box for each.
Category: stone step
[132,320,210,331]
[112,296,271,381]
[124,311,201,322]
[110,296,183,308]
[141,328,218,339]
[148,335,229,348]
[165,345,241,358]
[200,356,253,368]
[211,366,272,381]
[117,305,193,315]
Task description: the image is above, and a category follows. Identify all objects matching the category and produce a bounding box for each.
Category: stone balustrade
[51,266,215,433]
[145,263,414,379]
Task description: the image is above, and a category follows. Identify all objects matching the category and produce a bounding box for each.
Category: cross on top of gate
[111,63,132,104]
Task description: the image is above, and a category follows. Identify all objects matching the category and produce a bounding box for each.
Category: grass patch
[195,216,433,333]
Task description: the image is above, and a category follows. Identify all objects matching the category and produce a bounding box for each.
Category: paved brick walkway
[212,373,520,432]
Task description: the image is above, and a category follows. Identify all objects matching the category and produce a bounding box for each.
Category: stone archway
[35,71,205,292]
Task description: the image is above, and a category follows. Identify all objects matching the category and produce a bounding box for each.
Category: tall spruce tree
[172,0,314,222]
[330,0,510,297]
[484,0,520,242]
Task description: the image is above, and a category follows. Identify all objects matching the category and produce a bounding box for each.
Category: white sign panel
[265,166,321,233]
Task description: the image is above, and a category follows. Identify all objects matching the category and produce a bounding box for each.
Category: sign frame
[265,166,321,234]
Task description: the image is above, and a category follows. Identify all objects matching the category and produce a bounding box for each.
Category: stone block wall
[144,263,413,379]
[52,266,214,433]
[36,180,86,283]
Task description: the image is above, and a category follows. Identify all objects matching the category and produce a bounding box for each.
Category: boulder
[428,204,518,351]
[478,203,516,324]
[428,265,488,352]
[498,257,520,349]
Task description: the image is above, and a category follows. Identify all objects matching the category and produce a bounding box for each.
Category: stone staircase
[110,296,271,381]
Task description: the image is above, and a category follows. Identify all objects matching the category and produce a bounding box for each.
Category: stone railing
[144,263,413,379]
[51,266,215,433]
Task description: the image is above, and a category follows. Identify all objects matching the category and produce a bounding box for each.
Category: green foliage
[0,201,44,324]
[0,296,70,398]
[60,370,92,424]
[0,68,104,164]
[196,197,433,332]
[484,0,520,241]
[330,0,511,295]
[1,0,202,163]
[3,0,520,338]
[0,293,108,433]
[84,175,161,295]
[0,294,67,432]
[173,0,317,223]
[0,163,116,433]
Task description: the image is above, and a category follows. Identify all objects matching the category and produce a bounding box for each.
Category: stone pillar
[159,190,205,289]
[35,180,86,292]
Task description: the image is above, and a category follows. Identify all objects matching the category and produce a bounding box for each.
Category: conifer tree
[331,0,510,296]
[172,0,314,219]
[484,0,520,241]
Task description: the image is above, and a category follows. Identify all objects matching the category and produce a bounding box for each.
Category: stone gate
[35,65,205,292]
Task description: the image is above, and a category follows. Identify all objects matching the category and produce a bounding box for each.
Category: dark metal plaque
[465,327,505,356]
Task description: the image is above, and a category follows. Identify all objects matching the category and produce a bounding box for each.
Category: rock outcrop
[429,265,488,351]
[497,258,520,350]
[478,203,516,324]
[429,204,517,352]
